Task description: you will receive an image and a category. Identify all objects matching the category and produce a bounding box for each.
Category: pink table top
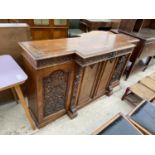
[0,55,27,90]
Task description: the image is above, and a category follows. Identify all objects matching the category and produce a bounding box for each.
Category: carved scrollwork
[43,70,68,117]
[75,48,132,67]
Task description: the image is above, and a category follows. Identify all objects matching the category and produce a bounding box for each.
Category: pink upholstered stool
[0,55,35,129]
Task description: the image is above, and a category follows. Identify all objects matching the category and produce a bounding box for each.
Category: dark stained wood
[20,31,135,127]
[0,19,9,23]
[118,19,155,79]
[119,19,137,32]
[81,19,112,31]
[81,19,120,32]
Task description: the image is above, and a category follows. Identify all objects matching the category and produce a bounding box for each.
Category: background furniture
[128,101,155,135]
[118,19,155,79]
[19,31,135,128]
[0,23,31,65]
[8,19,69,40]
[122,72,155,105]
[68,19,87,38]
[0,19,9,23]
[92,113,142,135]
[0,55,35,129]
[0,23,31,103]
[81,19,121,32]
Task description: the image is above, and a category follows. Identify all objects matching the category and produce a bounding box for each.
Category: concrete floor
[1,61,155,135]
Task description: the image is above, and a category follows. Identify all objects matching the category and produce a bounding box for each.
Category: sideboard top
[19,31,136,60]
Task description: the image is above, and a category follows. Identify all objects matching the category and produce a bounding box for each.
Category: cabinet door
[53,28,68,39]
[37,62,75,123]
[77,63,100,107]
[31,28,52,40]
[94,59,117,98]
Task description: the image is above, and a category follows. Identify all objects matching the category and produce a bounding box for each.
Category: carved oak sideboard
[19,31,136,128]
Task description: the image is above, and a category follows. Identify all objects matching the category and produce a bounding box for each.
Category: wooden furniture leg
[11,88,19,104]
[143,56,152,71]
[14,85,36,130]
[125,61,136,80]
[122,87,130,100]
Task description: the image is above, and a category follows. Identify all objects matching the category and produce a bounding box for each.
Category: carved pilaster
[106,84,113,96]
[67,65,83,119]
[110,55,128,87]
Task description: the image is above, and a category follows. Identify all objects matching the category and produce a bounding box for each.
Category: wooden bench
[122,73,155,105]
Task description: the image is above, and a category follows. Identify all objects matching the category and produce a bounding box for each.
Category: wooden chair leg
[11,88,19,104]
[125,61,136,80]
[122,87,130,100]
[14,85,36,130]
[143,56,152,71]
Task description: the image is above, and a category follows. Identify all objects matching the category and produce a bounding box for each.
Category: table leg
[11,88,19,104]
[14,85,36,130]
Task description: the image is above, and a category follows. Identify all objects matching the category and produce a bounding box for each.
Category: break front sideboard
[19,31,136,128]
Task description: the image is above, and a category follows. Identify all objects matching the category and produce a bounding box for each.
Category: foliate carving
[43,70,68,117]
[110,55,128,84]
[37,55,73,69]
[75,48,132,67]
[69,65,83,117]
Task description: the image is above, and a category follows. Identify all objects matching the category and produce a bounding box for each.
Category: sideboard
[19,31,136,128]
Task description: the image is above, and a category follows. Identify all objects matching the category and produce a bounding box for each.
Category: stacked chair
[127,101,155,135]
[92,113,143,135]
[91,72,155,135]
[92,100,155,135]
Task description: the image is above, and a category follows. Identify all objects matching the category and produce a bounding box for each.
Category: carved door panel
[37,62,75,123]
[94,59,117,98]
[77,63,100,107]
